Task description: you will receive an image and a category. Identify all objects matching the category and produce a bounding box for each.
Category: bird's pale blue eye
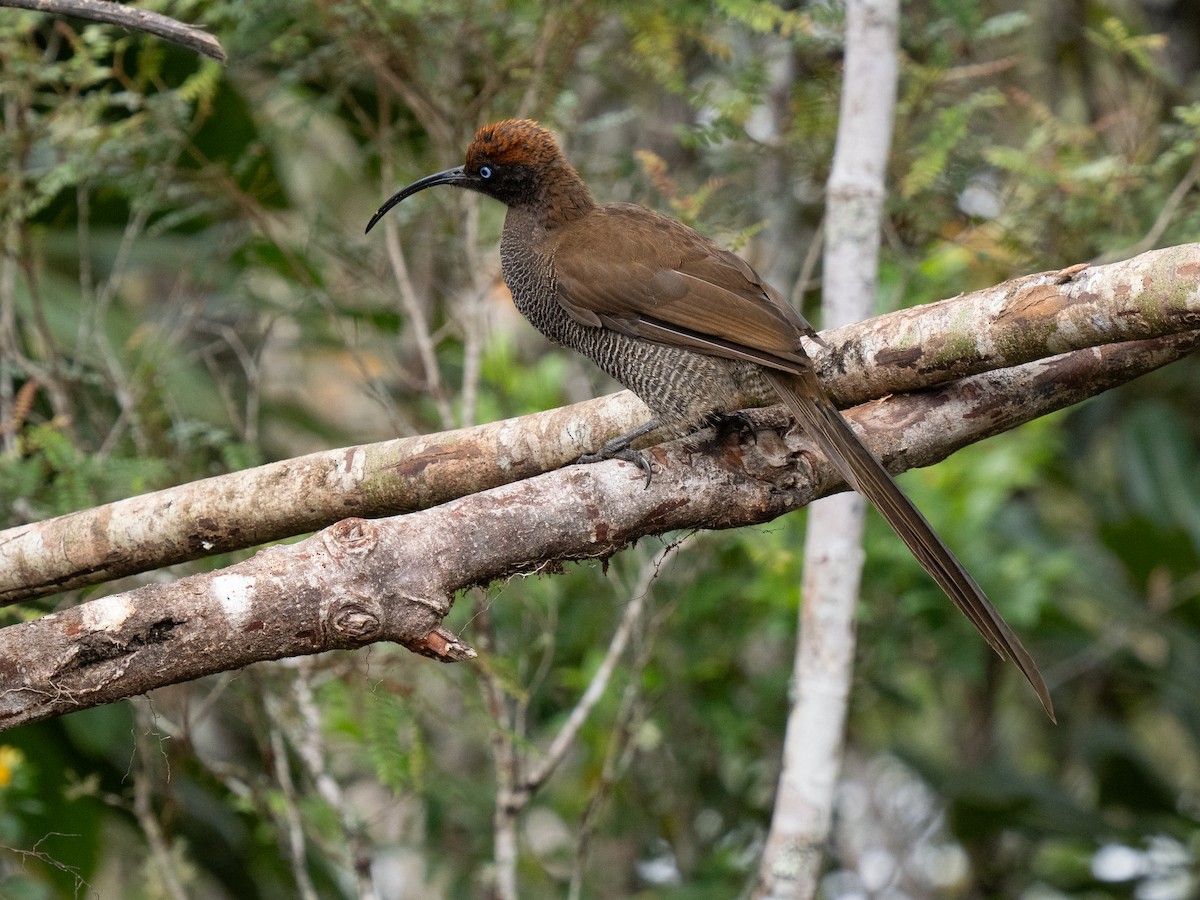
[480,165,493,179]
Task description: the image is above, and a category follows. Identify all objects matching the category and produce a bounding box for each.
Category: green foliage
[1117,402,1200,555]
[362,686,427,793]
[1090,15,1169,77]
[0,422,170,520]
[900,88,1006,198]
[714,0,814,39]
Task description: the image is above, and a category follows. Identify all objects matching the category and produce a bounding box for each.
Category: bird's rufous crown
[465,119,564,171]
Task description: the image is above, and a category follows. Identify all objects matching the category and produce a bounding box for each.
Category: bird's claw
[706,410,759,444]
[576,447,654,489]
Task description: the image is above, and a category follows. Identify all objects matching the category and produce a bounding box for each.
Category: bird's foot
[574,419,661,489]
[576,445,654,489]
[706,410,759,444]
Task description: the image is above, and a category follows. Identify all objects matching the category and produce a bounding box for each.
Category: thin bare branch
[268,710,321,900]
[129,707,190,900]
[567,646,652,900]
[286,660,380,900]
[524,538,689,793]
[473,602,520,900]
[376,104,456,429]
[1093,149,1200,265]
[1,0,226,62]
[489,538,683,896]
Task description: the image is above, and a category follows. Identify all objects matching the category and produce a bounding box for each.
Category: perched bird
[367,118,1053,720]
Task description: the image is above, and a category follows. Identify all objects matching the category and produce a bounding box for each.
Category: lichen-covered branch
[2,242,1197,607]
[1,330,1196,731]
[820,244,1200,403]
[0,393,651,606]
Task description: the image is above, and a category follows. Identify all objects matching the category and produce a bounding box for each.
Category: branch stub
[324,518,379,558]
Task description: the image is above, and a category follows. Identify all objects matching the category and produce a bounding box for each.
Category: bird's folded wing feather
[551,203,817,369]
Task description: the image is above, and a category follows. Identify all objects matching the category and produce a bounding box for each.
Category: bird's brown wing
[551,203,816,372]
[549,202,1054,720]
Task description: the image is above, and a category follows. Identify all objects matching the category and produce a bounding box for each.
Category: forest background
[2,0,1200,898]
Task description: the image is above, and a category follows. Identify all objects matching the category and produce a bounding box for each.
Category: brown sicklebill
[366,118,1054,721]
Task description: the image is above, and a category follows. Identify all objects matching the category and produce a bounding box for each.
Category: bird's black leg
[576,419,660,488]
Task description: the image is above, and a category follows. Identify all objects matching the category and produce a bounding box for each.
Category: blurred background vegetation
[1,0,1199,897]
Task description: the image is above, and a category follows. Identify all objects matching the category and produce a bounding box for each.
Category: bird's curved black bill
[365,165,473,234]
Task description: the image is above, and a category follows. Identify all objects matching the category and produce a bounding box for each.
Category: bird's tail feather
[764,371,1054,721]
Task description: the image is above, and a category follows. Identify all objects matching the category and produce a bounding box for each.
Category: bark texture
[2,243,1196,607]
[1,330,1196,731]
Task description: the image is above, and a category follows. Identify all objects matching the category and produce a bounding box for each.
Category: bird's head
[366,119,577,233]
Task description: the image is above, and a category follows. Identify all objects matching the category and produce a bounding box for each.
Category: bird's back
[499,203,757,432]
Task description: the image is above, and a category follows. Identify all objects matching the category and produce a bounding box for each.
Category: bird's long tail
[763,370,1054,721]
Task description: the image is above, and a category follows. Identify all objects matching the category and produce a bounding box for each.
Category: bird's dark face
[365,119,562,233]
[462,119,563,205]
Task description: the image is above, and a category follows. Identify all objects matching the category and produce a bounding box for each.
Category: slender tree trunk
[757,1,900,896]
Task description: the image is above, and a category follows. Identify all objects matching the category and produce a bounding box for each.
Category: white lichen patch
[330,447,367,491]
[211,574,256,626]
[80,594,135,632]
[498,417,534,470]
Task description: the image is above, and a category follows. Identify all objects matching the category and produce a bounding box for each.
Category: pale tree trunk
[757,1,900,896]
